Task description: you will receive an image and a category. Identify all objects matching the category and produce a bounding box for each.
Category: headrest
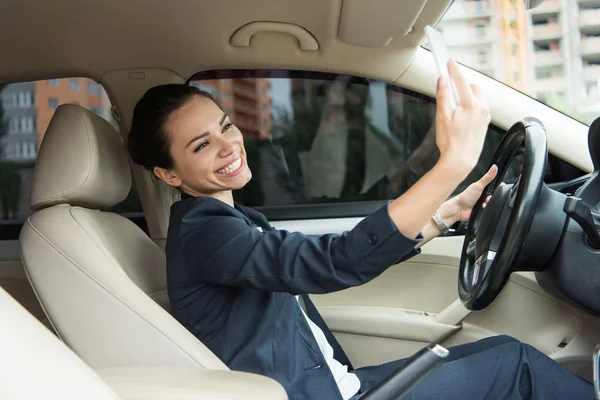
[30,104,131,211]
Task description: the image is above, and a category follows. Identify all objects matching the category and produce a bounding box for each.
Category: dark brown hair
[127,84,218,171]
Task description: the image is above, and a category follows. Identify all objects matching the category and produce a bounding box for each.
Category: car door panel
[272,219,599,380]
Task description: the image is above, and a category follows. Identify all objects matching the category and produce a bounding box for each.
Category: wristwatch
[432,211,450,235]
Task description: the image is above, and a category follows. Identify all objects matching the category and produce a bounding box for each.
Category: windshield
[435,0,600,125]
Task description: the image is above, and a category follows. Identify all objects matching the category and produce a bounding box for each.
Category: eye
[193,141,209,152]
[223,123,233,132]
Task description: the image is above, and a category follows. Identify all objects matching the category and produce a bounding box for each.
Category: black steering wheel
[458,117,548,310]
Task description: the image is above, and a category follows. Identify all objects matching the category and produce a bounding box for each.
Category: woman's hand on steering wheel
[441,164,499,223]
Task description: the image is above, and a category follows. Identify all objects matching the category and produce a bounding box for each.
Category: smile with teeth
[217,157,242,174]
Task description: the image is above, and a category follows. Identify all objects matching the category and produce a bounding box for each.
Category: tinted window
[189,70,518,221]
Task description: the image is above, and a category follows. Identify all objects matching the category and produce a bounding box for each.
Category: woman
[127,62,592,399]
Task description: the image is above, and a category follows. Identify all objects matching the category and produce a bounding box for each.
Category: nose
[217,134,238,158]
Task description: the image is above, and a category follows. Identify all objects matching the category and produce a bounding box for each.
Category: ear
[153,166,182,188]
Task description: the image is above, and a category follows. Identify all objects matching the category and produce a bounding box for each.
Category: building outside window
[69,79,80,92]
[87,82,102,96]
[89,105,102,116]
[48,97,59,109]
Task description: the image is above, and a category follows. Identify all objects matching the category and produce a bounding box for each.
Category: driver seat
[19,104,225,370]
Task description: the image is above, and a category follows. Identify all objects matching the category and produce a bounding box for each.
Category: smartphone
[424,25,460,110]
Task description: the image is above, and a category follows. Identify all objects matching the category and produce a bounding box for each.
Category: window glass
[0,79,145,239]
[87,82,102,96]
[48,97,58,109]
[189,70,520,214]
[69,79,80,92]
[434,0,599,125]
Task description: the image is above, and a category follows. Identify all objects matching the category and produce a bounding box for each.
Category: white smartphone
[424,25,460,110]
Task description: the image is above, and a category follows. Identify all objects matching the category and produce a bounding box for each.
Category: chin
[235,171,253,189]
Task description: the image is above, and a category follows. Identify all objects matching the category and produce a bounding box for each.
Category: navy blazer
[166,195,422,400]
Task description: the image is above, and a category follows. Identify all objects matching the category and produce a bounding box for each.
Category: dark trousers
[352,335,593,399]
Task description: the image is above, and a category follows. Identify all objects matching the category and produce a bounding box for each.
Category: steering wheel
[458,117,548,311]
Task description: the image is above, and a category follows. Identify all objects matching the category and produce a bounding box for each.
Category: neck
[181,189,234,208]
[212,191,235,208]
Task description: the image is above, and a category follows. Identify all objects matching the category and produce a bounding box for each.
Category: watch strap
[432,211,450,235]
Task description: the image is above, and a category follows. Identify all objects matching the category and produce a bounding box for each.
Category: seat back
[20,104,226,370]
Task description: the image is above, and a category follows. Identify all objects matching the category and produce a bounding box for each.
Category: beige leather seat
[19,104,226,370]
[0,285,120,400]
[1,284,287,399]
[12,104,288,399]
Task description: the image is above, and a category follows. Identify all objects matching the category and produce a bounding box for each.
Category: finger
[471,83,483,100]
[435,76,452,120]
[474,165,497,189]
[482,164,498,183]
[485,195,492,203]
[448,59,476,107]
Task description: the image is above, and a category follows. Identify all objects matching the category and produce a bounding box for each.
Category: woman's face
[155,95,252,201]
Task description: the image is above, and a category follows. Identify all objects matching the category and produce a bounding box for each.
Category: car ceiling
[0,0,452,84]
[0,0,594,178]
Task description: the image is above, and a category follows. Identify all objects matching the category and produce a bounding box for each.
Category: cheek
[232,128,245,146]
[180,153,213,180]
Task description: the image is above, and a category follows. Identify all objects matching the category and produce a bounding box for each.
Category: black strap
[300,294,354,371]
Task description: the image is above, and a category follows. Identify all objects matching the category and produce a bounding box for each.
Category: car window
[189,70,521,223]
[0,79,146,240]
[433,0,599,126]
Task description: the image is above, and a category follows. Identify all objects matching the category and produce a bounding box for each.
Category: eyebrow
[185,113,229,149]
[219,113,228,126]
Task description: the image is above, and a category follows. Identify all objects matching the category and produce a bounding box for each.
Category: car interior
[2,0,600,398]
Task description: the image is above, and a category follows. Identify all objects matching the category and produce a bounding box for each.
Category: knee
[495,341,532,360]
[492,335,521,344]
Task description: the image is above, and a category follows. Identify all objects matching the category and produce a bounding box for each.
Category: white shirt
[296,296,361,399]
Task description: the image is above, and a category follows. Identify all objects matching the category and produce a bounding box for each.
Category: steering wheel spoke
[466,238,477,256]
[472,250,496,286]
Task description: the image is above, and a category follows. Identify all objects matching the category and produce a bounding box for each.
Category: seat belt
[300,294,354,371]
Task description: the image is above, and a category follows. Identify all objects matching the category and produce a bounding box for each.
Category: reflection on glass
[191,71,518,209]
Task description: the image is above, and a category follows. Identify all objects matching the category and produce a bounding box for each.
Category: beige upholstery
[97,366,288,400]
[0,286,288,399]
[0,286,120,400]
[30,104,131,211]
[20,105,226,370]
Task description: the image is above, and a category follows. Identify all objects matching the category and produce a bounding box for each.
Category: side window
[0,79,146,240]
[189,70,516,220]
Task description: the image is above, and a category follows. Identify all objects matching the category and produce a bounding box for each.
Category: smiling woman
[124,77,593,400]
[128,85,253,207]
